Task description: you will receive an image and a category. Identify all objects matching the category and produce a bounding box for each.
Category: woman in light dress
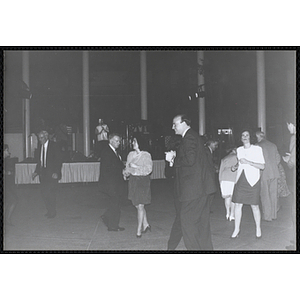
[231,130,265,239]
[218,147,238,221]
[123,135,153,238]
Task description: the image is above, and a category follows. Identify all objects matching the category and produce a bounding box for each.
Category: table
[15,160,166,184]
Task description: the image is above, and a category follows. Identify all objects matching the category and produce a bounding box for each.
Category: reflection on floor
[3,180,296,251]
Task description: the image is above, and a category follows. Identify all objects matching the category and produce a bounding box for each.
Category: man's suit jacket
[257,139,280,180]
[174,128,216,202]
[34,140,63,181]
[99,144,125,198]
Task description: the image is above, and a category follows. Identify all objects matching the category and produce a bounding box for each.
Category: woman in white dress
[219,147,237,221]
[231,130,265,239]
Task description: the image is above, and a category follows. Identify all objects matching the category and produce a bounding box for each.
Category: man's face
[110,136,121,150]
[38,132,49,145]
[211,142,218,152]
[256,133,262,142]
[4,148,10,158]
[287,123,295,134]
[172,116,186,136]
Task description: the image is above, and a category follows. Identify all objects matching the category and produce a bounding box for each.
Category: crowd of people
[4,115,296,251]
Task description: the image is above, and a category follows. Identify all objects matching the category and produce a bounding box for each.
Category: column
[256,51,266,134]
[197,51,205,135]
[22,51,31,158]
[82,51,90,156]
[140,51,147,120]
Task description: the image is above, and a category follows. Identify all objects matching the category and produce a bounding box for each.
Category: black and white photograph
[3,49,297,252]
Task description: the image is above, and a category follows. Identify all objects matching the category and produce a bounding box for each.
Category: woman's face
[241,131,250,144]
[132,138,139,150]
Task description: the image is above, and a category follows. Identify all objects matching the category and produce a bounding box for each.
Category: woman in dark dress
[231,130,265,239]
[123,135,153,238]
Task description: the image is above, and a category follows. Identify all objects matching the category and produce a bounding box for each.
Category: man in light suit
[256,131,281,221]
[99,133,126,231]
[32,130,63,218]
[166,114,214,250]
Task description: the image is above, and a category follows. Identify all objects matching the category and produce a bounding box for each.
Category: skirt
[220,181,235,198]
[232,171,260,205]
[128,175,151,206]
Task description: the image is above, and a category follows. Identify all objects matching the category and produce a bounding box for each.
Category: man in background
[99,133,126,231]
[256,131,281,221]
[32,130,63,218]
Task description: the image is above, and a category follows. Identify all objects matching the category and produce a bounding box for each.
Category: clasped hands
[231,158,250,172]
[123,162,138,180]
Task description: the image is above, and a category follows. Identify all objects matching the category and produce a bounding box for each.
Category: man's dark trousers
[180,194,213,250]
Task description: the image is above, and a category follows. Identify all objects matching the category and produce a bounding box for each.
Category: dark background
[4,50,295,155]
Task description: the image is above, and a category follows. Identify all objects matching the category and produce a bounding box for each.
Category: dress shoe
[100,215,109,227]
[108,227,125,232]
[142,225,151,233]
[136,234,142,238]
[229,216,235,221]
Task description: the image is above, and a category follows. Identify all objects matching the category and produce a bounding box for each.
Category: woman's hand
[239,158,249,164]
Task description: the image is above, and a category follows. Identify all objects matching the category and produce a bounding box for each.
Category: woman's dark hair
[239,128,256,145]
[133,134,149,152]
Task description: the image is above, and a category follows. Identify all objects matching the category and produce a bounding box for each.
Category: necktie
[42,145,45,167]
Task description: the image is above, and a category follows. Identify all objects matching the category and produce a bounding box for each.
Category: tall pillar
[256,51,266,134]
[22,51,31,158]
[82,51,90,156]
[197,51,205,135]
[140,51,147,120]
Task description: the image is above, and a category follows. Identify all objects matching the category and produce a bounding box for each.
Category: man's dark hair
[108,132,121,140]
[133,134,149,152]
[175,114,191,126]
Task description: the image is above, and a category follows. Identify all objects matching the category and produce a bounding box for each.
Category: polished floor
[3,179,296,252]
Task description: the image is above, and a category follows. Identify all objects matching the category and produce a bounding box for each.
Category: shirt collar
[109,144,116,153]
[182,127,190,138]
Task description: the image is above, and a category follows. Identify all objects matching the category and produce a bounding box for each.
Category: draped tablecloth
[15,160,166,184]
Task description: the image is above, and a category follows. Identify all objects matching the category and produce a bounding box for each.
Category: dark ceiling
[4,50,295,150]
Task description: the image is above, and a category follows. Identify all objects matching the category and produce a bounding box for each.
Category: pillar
[256,51,266,134]
[82,51,90,156]
[197,51,205,135]
[140,51,148,120]
[22,51,31,158]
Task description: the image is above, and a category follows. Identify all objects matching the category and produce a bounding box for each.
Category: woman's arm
[239,158,265,170]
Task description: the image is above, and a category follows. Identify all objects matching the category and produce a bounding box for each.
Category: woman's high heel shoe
[142,225,151,233]
[229,216,235,222]
[230,231,240,239]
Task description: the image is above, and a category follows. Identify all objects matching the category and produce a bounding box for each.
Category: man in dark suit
[256,131,281,221]
[32,130,63,218]
[99,133,126,231]
[165,114,214,250]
